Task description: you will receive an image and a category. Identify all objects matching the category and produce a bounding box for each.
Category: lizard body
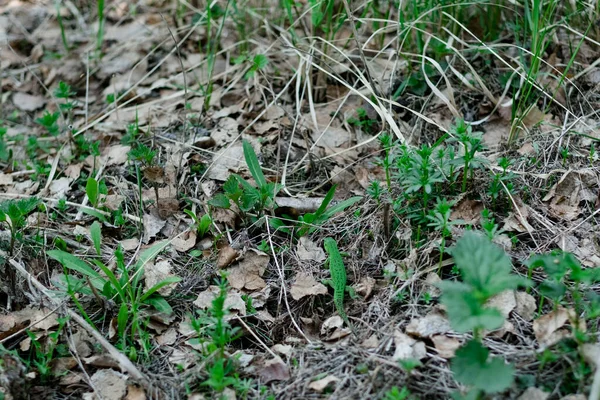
[323,237,356,336]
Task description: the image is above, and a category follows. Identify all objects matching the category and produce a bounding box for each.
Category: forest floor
[1,1,600,399]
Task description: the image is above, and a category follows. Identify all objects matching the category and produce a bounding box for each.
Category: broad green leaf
[450,231,528,296]
[207,194,231,209]
[144,296,173,314]
[86,178,99,207]
[89,221,102,256]
[253,54,268,70]
[451,340,514,393]
[314,184,337,217]
[242,140,266,188]
[438,281,505,333]
[320,196,363,220]
[93,260,125,303]
[140,276,181,303]
[48,250,101,280]
[198,214,212,236]
[117,303,128,337]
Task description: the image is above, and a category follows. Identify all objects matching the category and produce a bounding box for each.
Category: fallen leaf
[144,259,178,296]
[217,245,239,268]
[259,357,290,383]
[361,335,379,349]
[171,230,197,253]
[143,212,166,244]
[354,276,375,299]
[84,369,128,400]
[271,344,293,358]
[193,286,246,317]
[12,92,46,111]
[392,330,427,361]
[405,311,451,338]
[124,384,146,400]
[296,237,326,262]
[119,238,140,251]
[290,273,327,300]
[226,249,269,291]
[514,291,536,321]
[48,177,72,197]
[533,308,584,349]
[308,375,339,392]
[450,198,484,225]
[517,387,549,400]
[207,143,245,181]
[431,335,461,358]
[485,290,516,318]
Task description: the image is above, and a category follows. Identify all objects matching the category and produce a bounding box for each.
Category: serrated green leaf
[438,281,505,333]
[451,340,514,393]
[450,231,528,296]
[242,140,266,188]
[89,221,102,256]
[253,54,268,70]
[208,193,231,209]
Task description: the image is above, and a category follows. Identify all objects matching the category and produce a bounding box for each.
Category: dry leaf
[514,291,536,321]
[296,237,326,262]
[142,212,166,244]
[450,198,484,225]
[259,357,290,383]
[405,311,451,338]
[271,344,293,358]
[517,387,549,400]
[12,92,46,111]
[289,273,327,300]
[392,330,427,361]
[84,369,128,400]
[169,348,195,370]
[171,230,197,253]
[361,335,379,349]
[207,143,245,181]
[485,290,516,318]
[431,335,461,358]
[308,375,339,392]
[193,286,246,317]
[119,238,140,251]
[217,245,239,268]
[354,276,375,299]
[124,385,146,400]
[48,177,72,197]
[226,249,269,291]
[424,272,442,297]
[533,308,584,349]
[144,259,178,296]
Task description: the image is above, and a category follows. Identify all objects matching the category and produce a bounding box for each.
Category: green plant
[0,197,40,256]
[96,0,105,56]
[208,140,282,219]
[185,209,212,237]
[0,125,11,163]
[426,198,461,270]
[35,111,60,136]
[191,276,242,395]
[347,107,378,133]
[26,316,68,382]
[439,231,530,397]
[233,53,269,80]
[48,241,180,356]
[383,386,411,400]
[448,119,488,193]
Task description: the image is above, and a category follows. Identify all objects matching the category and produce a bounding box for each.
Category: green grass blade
[242,140,266,188]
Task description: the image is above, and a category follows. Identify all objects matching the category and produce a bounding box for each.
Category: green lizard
[323,237,357,336]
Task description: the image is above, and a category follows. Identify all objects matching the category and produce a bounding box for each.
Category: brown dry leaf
[517,387,549,400]
[227,249,269,291]
[12,92,46,111]
[556,233,600,267]
[424,272,442,297]
[514,291,537,321]
[533,308,584,349]
[321,316,352,340]
[361,335,379,349]
[169,348,195,370]
[485,290,516,318]
[289,273,327,300]
[119,238,140,251]
[171,230,197,253]
[217,245,239,268]
[85,145,131,168]
[12,306,59,332]
[124,385,146,400]
[83,355,120,369]
[354,276,375,299]
[142,212,166,244]
[542,170,596,221]
[48,177,72,197]
[143,166,165,184]
[482,119,509,150]
[259,357,290,383]
[193,286,246,318]
[207,142,246,181]
[450,198,484,225]
[431,335,461,358]
[83,369,128,400]
[271,344,293,358]
[308,375,339,392]
[143,259,178,296]
[296,237,326,262]
[405,310,452,338]
[0,173,13,185]
[392,330,427,361]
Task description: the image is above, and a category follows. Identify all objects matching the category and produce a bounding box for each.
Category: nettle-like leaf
[451,340,514,394]
[440,232,529,333]
[437,281,505,333]
[450,231,528,297]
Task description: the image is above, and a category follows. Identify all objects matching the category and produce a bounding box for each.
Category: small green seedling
[209,140,281,217]
[0,197,40,256]
[185,209,213,237]
[233,54,268,79]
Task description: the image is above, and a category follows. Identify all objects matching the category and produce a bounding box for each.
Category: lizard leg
[346,286,358,299]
